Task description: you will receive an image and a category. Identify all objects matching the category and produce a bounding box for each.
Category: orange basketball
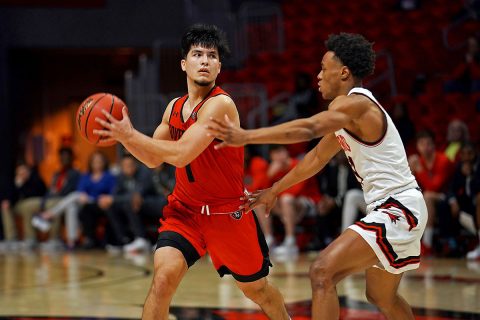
[76,93,127,147]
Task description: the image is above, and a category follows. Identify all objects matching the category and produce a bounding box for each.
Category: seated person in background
[15,147,80,251]
[33,151,116,249]
[259,145,309,256]
[444,143,480,258]
[408,130,453,254]
[97,154,167,253]
[1,162,46,251]
[444,119,470,163]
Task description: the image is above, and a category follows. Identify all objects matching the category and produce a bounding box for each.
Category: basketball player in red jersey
[93,24,289,320]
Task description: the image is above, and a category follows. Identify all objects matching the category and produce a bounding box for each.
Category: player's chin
[194,79,214,87]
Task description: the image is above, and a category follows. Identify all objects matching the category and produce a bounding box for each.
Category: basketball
[76,93,127,147]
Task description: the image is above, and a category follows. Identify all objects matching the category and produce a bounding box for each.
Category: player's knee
[150,273,175,299]
[240,280,268,304]
[309,254,335,291]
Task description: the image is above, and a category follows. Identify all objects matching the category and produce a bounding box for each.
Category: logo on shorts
[230,210,243,220]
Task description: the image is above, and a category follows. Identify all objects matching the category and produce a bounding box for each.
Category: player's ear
[341,66,350,80]
[181,59,186,71]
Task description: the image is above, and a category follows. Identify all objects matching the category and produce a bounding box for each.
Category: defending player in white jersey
[207,33,427,320]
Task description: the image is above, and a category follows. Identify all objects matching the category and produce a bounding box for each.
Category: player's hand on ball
[94,107,133,144]
[206,114,248,149]
[240,188,277,217]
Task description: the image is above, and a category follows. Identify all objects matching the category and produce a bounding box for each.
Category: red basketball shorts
[156,197,271,282]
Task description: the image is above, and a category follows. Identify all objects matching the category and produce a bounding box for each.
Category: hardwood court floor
[0,250,479,319]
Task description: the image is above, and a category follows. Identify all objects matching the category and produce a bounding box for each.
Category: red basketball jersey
[168,86,244,212]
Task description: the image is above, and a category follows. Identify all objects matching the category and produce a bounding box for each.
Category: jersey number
[347,156,364,185]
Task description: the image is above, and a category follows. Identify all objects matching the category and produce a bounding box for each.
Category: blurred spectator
[445,36,480,93]
[9,147,81,251]
[259,145,309,256]
[408,130,453,254]
[444,143,480,259]
[445,119,470,162]
[1,163,46,251]
[98,154,167,253]
[439,142,480,259]
[32,151,116,249]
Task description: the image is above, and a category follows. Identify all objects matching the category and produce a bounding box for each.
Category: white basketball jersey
[334,87,418,205]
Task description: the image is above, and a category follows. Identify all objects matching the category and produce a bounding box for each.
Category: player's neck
[187,81,216,105]
[340,80,362,96]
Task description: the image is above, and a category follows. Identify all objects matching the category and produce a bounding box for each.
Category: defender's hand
[206,114,248,149]
[240,188,278,216]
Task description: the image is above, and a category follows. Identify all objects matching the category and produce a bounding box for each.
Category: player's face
[317,51,345,100]
[181,45,221,87]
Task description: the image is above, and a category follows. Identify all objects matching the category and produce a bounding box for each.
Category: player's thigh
[311,229,379,283]
[365,267,403,304]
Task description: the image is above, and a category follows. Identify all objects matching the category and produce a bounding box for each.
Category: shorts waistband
[168,195,243,215]
[366,186,422,213]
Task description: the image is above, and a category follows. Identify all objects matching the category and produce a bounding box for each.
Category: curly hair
[325,33,375,79]
[181,24,231,61]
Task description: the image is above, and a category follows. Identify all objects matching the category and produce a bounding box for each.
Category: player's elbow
[170,154,190,168]
[145,161,159,169]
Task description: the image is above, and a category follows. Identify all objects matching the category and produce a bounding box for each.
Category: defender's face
[317,51,345,100]
[181,45,221,86]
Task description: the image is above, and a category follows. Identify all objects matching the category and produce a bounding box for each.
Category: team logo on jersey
[230,210,243,220]
[336,135,351,152]
[190,111,198,121]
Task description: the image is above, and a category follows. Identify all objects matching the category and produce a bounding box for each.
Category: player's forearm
[245,118,319,144]
[122,129,181,168]
[271,149,325,195]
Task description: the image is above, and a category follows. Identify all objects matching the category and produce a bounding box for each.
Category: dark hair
[181,24,230,61]
[416,129,435,142]
[325,33,375,79]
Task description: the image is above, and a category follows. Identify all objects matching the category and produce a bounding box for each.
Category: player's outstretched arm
[242,133,341,214]
[207,95,362,148]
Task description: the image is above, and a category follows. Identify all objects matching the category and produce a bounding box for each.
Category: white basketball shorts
[349,188,427,274]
